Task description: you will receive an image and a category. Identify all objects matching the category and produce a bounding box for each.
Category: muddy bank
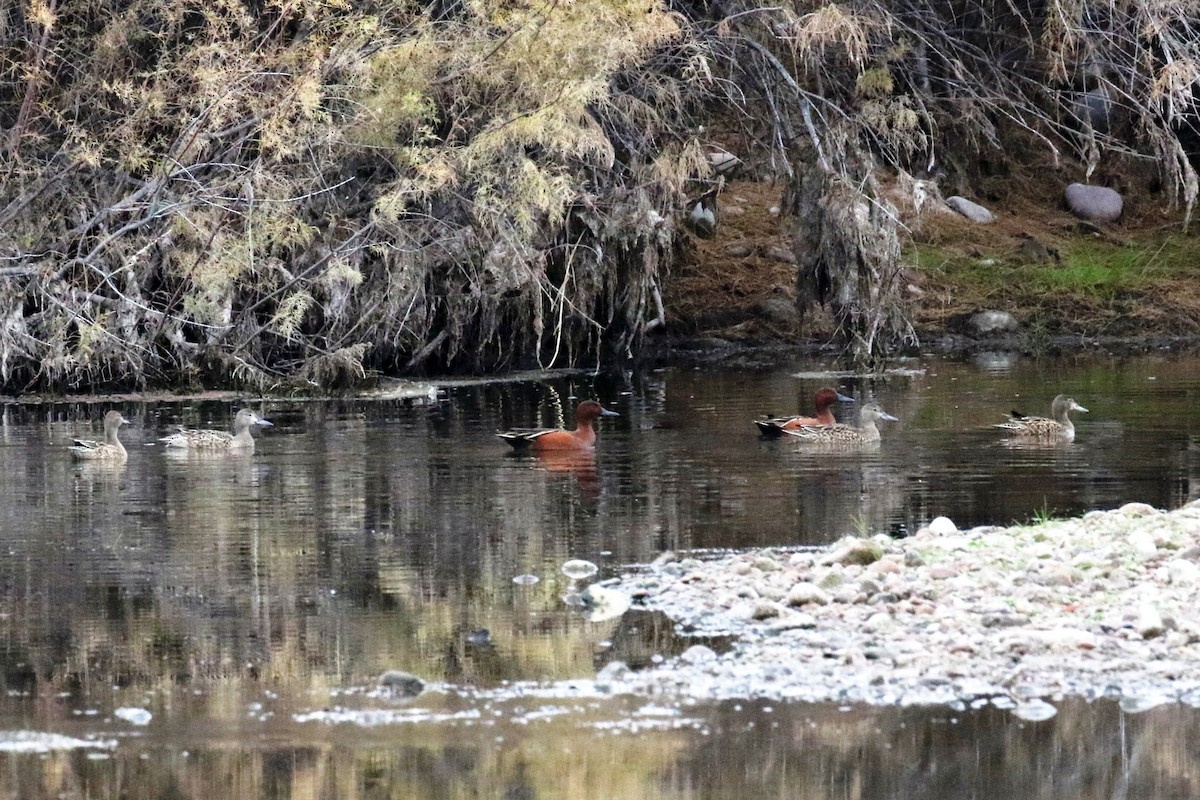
[595,501,1200,715]
[643,330,1200,370]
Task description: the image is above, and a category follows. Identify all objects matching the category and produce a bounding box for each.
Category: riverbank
[598,500,1200,715]
[666,176,1200,357]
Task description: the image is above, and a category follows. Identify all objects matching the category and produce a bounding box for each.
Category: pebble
[785,583,831,606]
[1137,605,1166,639]
[602,501,1200,709]
[1128,529,1158,560]
[927,516,958,536]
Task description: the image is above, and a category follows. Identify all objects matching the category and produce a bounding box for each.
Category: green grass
[911,234,1200,304]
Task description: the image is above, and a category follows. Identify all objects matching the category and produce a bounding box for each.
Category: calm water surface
[2,351,1200,798]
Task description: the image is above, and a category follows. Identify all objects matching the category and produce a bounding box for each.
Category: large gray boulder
[1065,183,1123,223]
[945,195,995,224]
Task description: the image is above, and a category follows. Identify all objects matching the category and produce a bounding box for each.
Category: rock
[1128,529,1158,560]
[680,644,717,664]
[785,582,831,606]
[766,612,818,632]
[1168,559,1200,586]
[832,586,861,604]
[750,601,781,620]
[858,578,882,596]
[967,311,1019,336]
[945,195,995,223]
[1065,182,1123,223]
[928,565,958,580]
[707,148,740,174]
[378,670,426,698]
[981,611,1030,628]
[822,538,883,566]
[767,246,796,265]
[595,661,631,692]
[724,243,753,257]
[1120,502,1159,517]
[751,555,780,572]
[756,297,799,328]
[1136,605,1166,639]
[562,559,599,580]
[927,516,959,535]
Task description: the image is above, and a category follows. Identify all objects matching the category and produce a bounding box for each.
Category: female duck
[994,395,1088,439]
[782,403,898,444]
[755,387,855,437]
[161,408,273,451]
[498,400,619,451]
[70,410,130,461]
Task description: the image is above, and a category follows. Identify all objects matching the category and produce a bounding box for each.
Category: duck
[160,408,274,451]
[497,400,619,451]
[781,403,899,444]
[994,394,1088,439]
[755,387,856,437]
[70,410,130,461]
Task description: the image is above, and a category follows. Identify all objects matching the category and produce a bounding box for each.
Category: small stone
[680,645,717,664]
[823,538,883,566]
[927,516,959,536]
[982,611,1030,628]
[1120,502,1159,517]
[752,555,781,572]
[562,559,599,580]
[967,311,1019,336]
[817,571,844,590]
[595,661,631,692]
[858,578,882,596]
[1128,529,1158,560]
[767,246,796,264]
[766,612,818,632]
[1168,559,1200,585]
[785,582,832,606]
[1178,545,1200,562]
[928,565,958,580]
[832,586,861,604]
[750,601,782,620]
[903,550,925,567]
[378,670,426,698]
[1137,606,1166,639]
[725,244,753,257]
[1034,566,1079,587]
[945,195,995,223]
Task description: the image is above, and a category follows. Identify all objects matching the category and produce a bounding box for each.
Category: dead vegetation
[3,1,1200,389]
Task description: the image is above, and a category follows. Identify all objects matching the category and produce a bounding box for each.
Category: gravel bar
[601,501,1200,715]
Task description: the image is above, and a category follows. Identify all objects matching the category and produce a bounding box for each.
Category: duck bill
[835,392,856,403]
[256,419,275,427]
[1072,403,1089,413]
[599,408,620,417]
[879,412,900,422]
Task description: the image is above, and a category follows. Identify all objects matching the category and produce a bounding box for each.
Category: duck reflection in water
[509,447,601,498]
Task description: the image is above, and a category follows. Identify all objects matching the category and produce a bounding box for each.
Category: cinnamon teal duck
[756,387,855,437]
[498,400,619,451]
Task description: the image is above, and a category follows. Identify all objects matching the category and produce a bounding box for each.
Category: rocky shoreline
[600,501,1200,717]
